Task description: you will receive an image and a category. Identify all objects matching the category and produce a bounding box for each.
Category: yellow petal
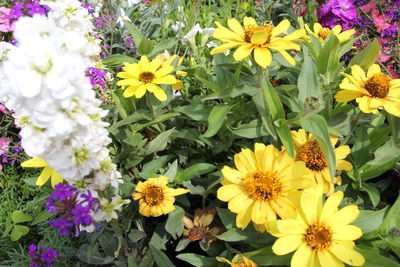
[358,97,376,113]
[339,81,364,92]
[278,50,297,66]
[154,65,174,78]
[270,198,296,219]
[336,160,352,171]
[284,29,306,41]
[329,241,365,266]
[301,187,323,224]
[21,157,47,168]
[117,79,141,87]
[50,171,63,188]
[243,17,257,28]
[335,146,350,160]
[254,143,267,170]
[337,29,355,42]
[36,167,52,186]
[227,18,245,37]
[251,30,268,45]
[384,101,400,117]
[272,19,290,36]
[123,86,139,98]
[272,235,303,255]
[149,58,162,72]
[334,90,363,102]
[320,191,343,224]
[313,23,323,33]
[152,86,168,102]
[351,65,367,82]
[317,249,345,267]
[139,55,150,70]
[135,84,147,99]
[333,225,363,240]
[221,166,243,184]
[276,219,307,235]
[210,42,242,55]
[291,243,314,267]
[236,205,252,229]
[331,25,342,35]
[367,64,381,78]
[328,205,359,227]
[217,184,243,202]
[233,44,254,61]
[228,193,254,213]
[153,75,177,85]
[251,200,268,224]
[254,47,272,68]
[168,188,189,197]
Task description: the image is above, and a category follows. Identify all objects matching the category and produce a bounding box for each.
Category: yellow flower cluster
[217,130,364,267]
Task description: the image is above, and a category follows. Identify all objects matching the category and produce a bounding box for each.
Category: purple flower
[28,244,58,267]
[317,0,357,30]
[85,67,107,89]
[383,25,398,38]
[353,16,373,27]
[46,183,98,237]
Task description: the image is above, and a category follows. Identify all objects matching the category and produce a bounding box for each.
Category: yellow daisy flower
[291,129,352,195]
[21,157,63,188]
[335,64,400,117]
[155,51,186,90]
[217,254,258,267]
[210,17,306,68]
[217,143,313,229]
[305,23,355,43]
[116,55,177,102]
[271,188,365,267]
[132,176,189,217]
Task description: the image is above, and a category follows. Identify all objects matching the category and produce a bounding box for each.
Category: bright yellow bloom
[210,17,306,68]
[132,176,188,217]
[156,51,186,90]
[271,188,365,267]
[292,129,352,195]
[217,143,313,229]
[335,64,400,117]
[116,55,177,102]
[305,23,355,43]
[21,157,63,188]
[217,254,257,267]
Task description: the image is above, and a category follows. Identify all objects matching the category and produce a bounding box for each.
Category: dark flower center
[304,224,332,250]
[244,171,282,200]
[298,140,327,171]
[139,71,155,83]
[143,185,164,206]
[364,73,391,98]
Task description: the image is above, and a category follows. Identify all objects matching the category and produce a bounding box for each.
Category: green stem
[340,112,364,146]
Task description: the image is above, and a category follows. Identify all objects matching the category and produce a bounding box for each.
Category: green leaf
[176,253,219,267]
[2,220,13,237]
[380,194,400,235]
[124,21,143,45]
[316,33,340,80]
[109,111,151,134]
[298,48,322,108]
[77,244,115,265]
[349,39,381,70]
[137,38,154,56]
[165,206,185,239]
[148,39,177,58]
[139,155,172,179]
[132,113,180,131]
[10,225,29,241]
[244,246,291,266]
[175,104,212,121]
[102,54,137,66]
[357,247,400,267]
[164,159,178,181]
[231,119,269,138]
[216,207,236,229]
[217,228,274,244]
[128,229,146,243]
[262,78,294,157]
[128,256,139,267]
[353,208,387,234]
[146,128,175,155]
[360,182,380,207]
[174,163,216,184]
[11,210,33,224]
[352,127,371,167]
[31,210,53,225]
[149,245,175,267]
[203,104,233,137]
[300,114,336,180]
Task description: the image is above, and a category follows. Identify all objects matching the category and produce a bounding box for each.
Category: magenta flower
[0,7,14,32]
[317,0,357,30]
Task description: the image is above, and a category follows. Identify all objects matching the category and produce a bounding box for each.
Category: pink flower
[361,2,377,13]
[0,137,10,155]
[0,103,11,114]
[378,38,391,63]
[387,64,400,79]
[372,11,391,32]
[255,1,263,4]
[0,7,14,33]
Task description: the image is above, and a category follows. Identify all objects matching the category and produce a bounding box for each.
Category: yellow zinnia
[116,55,177,102]
[271,188,365,267]
[217,143,313,229]
[21,157,63,188]
[292,129,352,195]
[132,176,189,217]
[305,23,355,43]
[335,64,400,117]
[210,17,306,68]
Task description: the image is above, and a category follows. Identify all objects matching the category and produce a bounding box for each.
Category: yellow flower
[217,254,258,267]
[335,64,400,117]
[116,55,177,102]
[217,143,313,229]
[292,129,352,195]
[305,23,355,43]
[210,17,306,68]
[271,188,365,267]
[156,51,186,90]
[21,157,63,188]
[132,176,188,217]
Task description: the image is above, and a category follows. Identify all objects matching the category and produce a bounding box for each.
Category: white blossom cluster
[0,2,122,198]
